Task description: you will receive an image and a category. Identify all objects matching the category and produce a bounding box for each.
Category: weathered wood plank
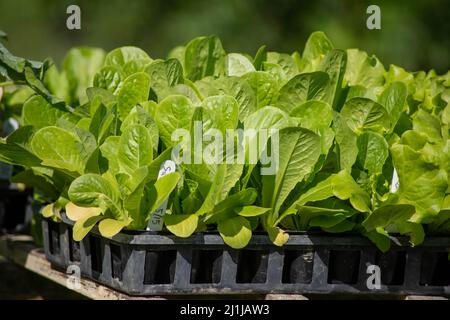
[0,235,163,300]
[405,295,448,300]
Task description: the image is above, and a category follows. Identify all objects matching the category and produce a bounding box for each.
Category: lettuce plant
[0,32,448,252]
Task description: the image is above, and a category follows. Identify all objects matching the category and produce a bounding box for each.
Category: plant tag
[390,168,399,193]
[146,160,176,231]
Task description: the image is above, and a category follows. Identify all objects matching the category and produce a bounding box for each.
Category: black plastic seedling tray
[42,216,450,296]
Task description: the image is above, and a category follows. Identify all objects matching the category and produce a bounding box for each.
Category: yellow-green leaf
[65,202,102,221]
[98,218,129,238]
[218,216,252,249]
[73,215,103,241]
[165,214,198,238]
[235,206,270,217]
[268,226,289,246]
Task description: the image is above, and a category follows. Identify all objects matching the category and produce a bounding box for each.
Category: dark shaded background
[0,0,449,73]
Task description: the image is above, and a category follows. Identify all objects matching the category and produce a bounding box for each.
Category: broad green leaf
[42,203,57,218]
[202,76,257,121]
[123,168,149,229]
[300,31,334,72]
[378,82,407,131]
[118,124,153,175]
[218,216,252,249]
[204,188,257,223]
[119,166,149,195]
[0,126,42,167]
[331,170,371,212]
[295,176,334,206]
[244,106,295,131]
[104,46,151,68]
[22,95,70,129]
[357,131,389,174]
[65,202,102,221]
[277,72,329,113]
[116,72,151,120]
[267,226,289,246]
[243,106,297,167]
[364,227,391,252]
[165,214,199,238]
[147,147,175,180]
[384,64,414,85]
[201,95,239,135]
[294,201,352,230]
[221,164,244,199]
[159,80,202,104]
[23,65,64,105]
[195,164,227,215]
[362,204,415,231]
[242,71,278,109]
[10,168,59,200]
[121,105,159,152]
[93,66,123,93]
[333,112,358,170]
[99,136,120,173]
[77,118,91,132]
[68,173,123,219]
[290,100,333,130]
[63,47,105,105]
[340,97,390,134]
[145,58,184,99]
[319,49,347,108]
[235,206,270,217]
[155,95,194,147]
[322,219,355,233]
[73,215,103,241]
[262,127,322,221]
[253,45,267,70]
[98,218,129,238]
[309,213,348,228]
[266,52,298,80]
[412,109,442,142]
[396,221,425,247]
[263,62,287,84]
[31,126,88,174]
[226,53,255,77]
[344,49,385,88]
[391,141,448,222]
[149,172,181,212]
[89,103,114,144]
[87,88,116,111]
[122,59,150,76]
[184,36,226,81]
[167,45,185,64]
[179,179,203,215]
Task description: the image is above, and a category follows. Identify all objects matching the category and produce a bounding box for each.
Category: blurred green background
[0,0,449,73]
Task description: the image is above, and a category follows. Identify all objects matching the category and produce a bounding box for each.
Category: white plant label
[391,168,399,193]
[146,160,176,231]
